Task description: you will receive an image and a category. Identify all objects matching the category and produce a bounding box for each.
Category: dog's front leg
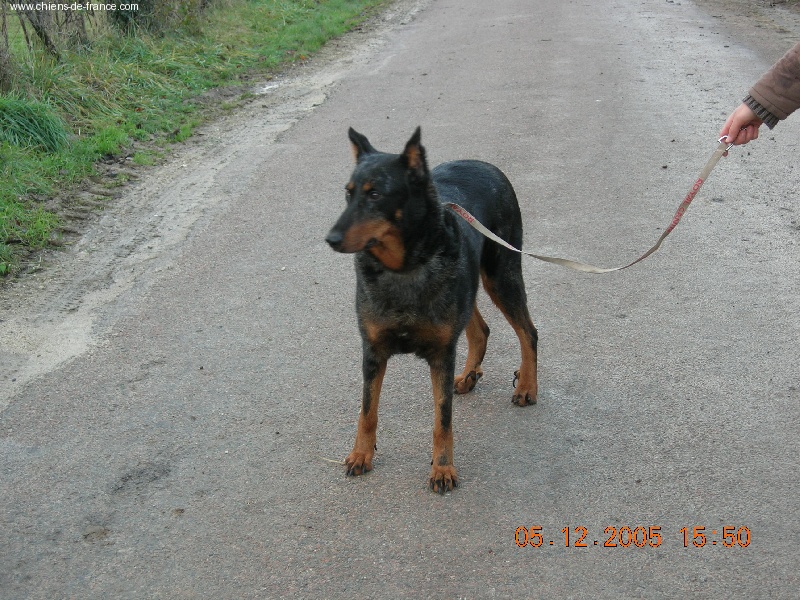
[429,351,459,493]
[345,350,387,476]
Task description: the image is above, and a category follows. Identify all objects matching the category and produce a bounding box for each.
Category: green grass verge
[1,0,390,276]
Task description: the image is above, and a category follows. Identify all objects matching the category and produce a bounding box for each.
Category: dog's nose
[325,230,343,250]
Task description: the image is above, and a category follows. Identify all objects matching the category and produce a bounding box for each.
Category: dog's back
[432,159,524,257]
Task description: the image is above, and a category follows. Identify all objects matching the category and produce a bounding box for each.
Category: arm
[720,42,800,145]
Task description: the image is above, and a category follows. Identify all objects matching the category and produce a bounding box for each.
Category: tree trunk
[20,9,61,60]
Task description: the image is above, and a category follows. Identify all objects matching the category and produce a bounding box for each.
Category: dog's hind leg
[345,352,387,476]
[481,268,538,406]
[454,305,490,394]
[429,352,459,493]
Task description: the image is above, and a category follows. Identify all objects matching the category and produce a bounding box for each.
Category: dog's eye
[367,190,382,201]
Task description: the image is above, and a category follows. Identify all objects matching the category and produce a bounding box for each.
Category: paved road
[2,0,799,597]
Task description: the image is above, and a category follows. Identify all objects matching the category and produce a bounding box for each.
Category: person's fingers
[720,113,737,142]
[739,124,760,145]
[720,104,762,146]
[729,122,763,146]
[727,112,752,144]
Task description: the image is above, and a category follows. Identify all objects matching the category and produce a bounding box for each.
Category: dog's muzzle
[326,228,377,253]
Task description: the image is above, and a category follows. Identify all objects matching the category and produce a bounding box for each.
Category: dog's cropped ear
[402,126,427,179]
[348,127,378,163]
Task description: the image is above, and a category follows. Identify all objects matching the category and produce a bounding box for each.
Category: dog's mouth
[326,222,405,270]
[325,230,376,253]
[325,223,384,254]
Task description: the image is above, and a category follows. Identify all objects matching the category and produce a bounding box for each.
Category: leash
[446,138,734,274]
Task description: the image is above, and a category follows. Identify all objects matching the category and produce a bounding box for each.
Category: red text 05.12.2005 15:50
[514,526,751,548]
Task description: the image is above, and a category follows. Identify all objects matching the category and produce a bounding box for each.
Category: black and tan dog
[325,127,538,493]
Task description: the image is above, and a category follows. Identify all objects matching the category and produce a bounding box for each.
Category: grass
[0,96,70,151]
[0,0,390,276]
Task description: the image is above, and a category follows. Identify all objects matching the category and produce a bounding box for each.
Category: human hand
[720,103,763,152]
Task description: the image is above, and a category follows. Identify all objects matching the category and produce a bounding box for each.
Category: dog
[325,127,538,493]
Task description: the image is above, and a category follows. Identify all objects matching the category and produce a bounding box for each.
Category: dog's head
[325,127,430,271]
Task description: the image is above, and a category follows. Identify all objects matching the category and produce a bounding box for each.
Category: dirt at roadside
[692,0,800,62]
[0,0,430,399]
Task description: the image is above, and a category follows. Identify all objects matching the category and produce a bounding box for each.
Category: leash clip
[718,136,734,152]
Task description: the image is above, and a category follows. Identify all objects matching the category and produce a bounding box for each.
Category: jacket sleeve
[745,42,800,129]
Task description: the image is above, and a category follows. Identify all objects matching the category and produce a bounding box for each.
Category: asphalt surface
[2,0,799,597]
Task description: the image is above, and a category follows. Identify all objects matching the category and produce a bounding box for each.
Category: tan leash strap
[446,139,733,274]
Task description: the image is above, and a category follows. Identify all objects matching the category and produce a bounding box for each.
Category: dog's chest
[357,258,456,319]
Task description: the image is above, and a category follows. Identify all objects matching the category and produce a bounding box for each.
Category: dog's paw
[345,450,373,477]
[512,370,538,406]
[512,391,537,406]
[454,368,482,394]
[429,465,458,494]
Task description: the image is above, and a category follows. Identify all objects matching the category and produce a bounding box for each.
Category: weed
[0,244,14,276]
[132,152,156,166]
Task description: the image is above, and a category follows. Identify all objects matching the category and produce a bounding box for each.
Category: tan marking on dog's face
[340,219,389,252]
[340,219,406,270]
[362,182,374,193]
[367,225,405,270]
